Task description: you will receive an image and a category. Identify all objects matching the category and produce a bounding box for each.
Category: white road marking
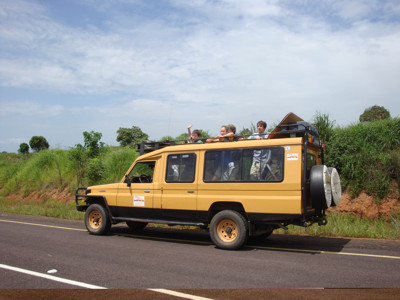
[0,264,106,289]
[0,264,213,299]
[252,245,400,260]
[149,289,213,300]
[0,219,86,231]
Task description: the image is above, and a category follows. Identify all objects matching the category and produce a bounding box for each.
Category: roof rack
[272,121,319,138]
[136,140,177,155]
[268,121,321,147]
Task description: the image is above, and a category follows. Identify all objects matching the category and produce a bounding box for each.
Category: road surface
[1,213,399,298]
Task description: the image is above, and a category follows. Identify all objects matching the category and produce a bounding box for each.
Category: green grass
[0,196,83,220]
[275,212,400,240]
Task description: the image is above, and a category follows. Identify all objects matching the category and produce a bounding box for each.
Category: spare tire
[310,165,332,210]
[328,167,342,206]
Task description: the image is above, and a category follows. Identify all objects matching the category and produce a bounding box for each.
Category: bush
[325,118,400,199]
[86,158,106,185]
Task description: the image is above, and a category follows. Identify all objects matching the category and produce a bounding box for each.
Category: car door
[161,152,198,221]
[115,161,155,218]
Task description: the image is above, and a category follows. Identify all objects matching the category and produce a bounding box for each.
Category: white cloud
[0,101,64,117]
[0,0,400,152]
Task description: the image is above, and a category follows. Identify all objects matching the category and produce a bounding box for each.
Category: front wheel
[210,210,249,250]
[84,204,111,235]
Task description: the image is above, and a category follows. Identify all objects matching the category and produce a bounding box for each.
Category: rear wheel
[210,210,249,250]
[84,204,111,235]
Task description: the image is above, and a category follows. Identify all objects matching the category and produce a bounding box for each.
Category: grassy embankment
[0,118,399,239]
[0,147,137,220]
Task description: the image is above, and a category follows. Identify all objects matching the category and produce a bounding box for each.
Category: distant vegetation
[1,107,399,239]
[310,110,400,200]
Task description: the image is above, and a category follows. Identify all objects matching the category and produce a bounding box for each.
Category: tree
[116,126,149,148]
[18,143,29,154]
[29,136,49,152]
[359,105,391,123]
[198,130,211,139]
[175,133,189,144]
[83,131,104,158]
[69,131,104,186]
[69,144,86,186]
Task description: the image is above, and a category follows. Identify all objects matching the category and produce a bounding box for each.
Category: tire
[126,221,148,231]
[84,204,111,235]
[210,210,249,250]
[327,167,342,206]
[310,165,332,210]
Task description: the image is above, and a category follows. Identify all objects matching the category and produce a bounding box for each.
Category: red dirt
[328,184,400,219]
[5,188,73,203]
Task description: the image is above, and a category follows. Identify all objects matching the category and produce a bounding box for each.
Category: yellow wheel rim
[88,210,102,229]
[217,218,238,243]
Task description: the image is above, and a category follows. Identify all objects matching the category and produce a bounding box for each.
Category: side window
[166,153,196,183]
[204,150,241,182]
[126,161,155,183]
[244,147,284,182]
[204,147,284,182]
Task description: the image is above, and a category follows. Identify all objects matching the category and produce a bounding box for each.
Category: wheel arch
[208,202,247,221]
[85,196,115,223]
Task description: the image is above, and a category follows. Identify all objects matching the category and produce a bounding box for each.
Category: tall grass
[101,147,138,183]
[0,153,28,187]
[325,118,400,199]
[0,150,73,196]
[276,212,400,240]
[0,147,138,196]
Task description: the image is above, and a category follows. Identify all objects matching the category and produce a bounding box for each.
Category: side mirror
[125,174,131,187]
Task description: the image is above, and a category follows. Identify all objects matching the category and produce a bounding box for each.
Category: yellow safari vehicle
[75,113,341,250]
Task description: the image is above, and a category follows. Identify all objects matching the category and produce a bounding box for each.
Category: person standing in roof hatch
[248,120,271,180]
[248,120,268,140]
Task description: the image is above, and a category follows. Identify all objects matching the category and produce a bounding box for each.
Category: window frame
[126,161,156,184]
[203,146,285,183]
[165,153,197,183]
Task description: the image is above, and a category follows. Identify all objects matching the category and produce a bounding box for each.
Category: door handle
[144,190,150,193]
[187,190,195,193]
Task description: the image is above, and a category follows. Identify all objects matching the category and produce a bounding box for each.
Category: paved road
[1,213,399,296]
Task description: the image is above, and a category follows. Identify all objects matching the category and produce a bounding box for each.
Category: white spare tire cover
[310,165,332,210]
[328,167,341,206]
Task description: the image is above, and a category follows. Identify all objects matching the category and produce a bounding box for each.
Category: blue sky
[1,0,399,153]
